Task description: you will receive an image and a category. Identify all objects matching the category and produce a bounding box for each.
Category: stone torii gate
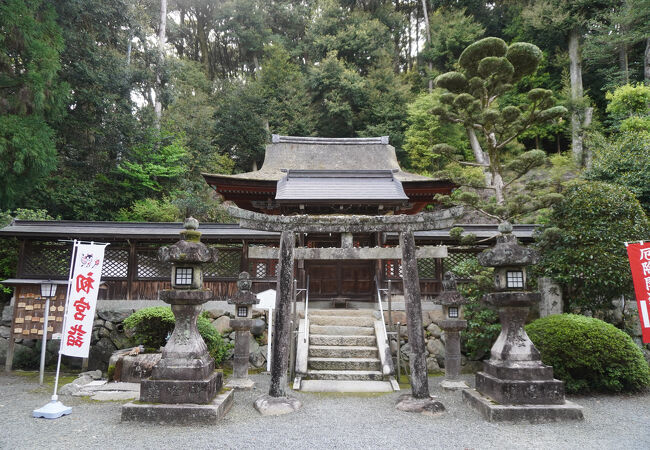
[227,205,462,415]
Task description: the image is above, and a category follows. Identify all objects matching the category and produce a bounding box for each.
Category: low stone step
[310,334,377,346]
[306,370,384,381]
[300,380,393,393]
[309,345,378,358]
[309,309,375,317]
[308,357,381,371]
[310,325,374,336]
[309,315,375,327]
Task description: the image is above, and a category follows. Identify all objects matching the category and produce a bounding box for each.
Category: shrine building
[0,136,534,378]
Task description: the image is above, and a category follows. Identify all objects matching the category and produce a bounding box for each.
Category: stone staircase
[295,309,397,392]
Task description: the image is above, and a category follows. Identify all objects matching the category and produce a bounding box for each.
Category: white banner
[59,242,108,358]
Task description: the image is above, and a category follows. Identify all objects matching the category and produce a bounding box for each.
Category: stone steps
[305,369,385,381]
[309,324,375,336]
[309,309,375,317]
[308,357,381,371]
[299,308,395,392]
[309,334,377,346]
[309,345,378,358]
[309,315,375,327]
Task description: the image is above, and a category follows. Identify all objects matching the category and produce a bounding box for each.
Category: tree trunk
[568,28,585,167]
[421,0,433,92]
[492,171,505,205]
[467,128,486,165]
[466,127,492,189]
[619,44,629,84]
[154,0,167,128]
[645,37,650,83]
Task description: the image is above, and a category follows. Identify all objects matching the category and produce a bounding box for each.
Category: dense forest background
[1,0,649,223]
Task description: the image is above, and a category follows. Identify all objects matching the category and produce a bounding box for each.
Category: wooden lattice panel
[102,247,128,279]
[203,248,241,279]
[417,258,438,280]
[444,251,478,272]
[137,247,171,279]
[249,259,277,279]
[11,285,66,339]
[21,241,72,278]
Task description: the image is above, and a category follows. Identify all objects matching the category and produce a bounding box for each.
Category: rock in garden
[427,323,442,338]
[212,316,232,334]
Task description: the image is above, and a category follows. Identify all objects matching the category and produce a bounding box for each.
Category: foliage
[403,91,470,173]
[420,8,485,74]
[451,258,499,361]
[116,197,182,222]
[213,80,268,172]
[432,36,567,220]
[123,306,231,365]
[536,180,650,310]
[308,51,367,138]
[118,131,187,196]
[605,83,650,132]
[526,314,650,393]
[0,0,68,209]
[586,132,650,212]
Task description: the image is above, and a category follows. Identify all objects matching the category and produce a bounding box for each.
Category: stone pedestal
[226,318,256,390]
[465,291,583,422]
[438,319,468,391]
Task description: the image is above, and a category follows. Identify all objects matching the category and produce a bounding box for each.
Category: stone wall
[4,300,647,373]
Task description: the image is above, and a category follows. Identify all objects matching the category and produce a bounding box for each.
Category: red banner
[60,242,108,358]
[626,242,650,344]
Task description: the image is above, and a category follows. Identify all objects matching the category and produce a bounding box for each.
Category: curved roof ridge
[271,135,389,145]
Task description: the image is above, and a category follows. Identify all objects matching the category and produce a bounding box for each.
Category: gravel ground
[1,371,649,450]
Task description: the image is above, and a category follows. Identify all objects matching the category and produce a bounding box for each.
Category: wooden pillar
[297,234,306,292]
[127,240,137,300]
[269,230,295,398]
[400,230,430,399]
[4,289,18,372]
[240,240,249,273]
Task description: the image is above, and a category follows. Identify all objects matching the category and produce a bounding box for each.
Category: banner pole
[33,241,78,419]
[52,240,79,400]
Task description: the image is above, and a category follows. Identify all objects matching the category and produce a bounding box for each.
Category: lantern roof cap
[478,222,539,267]
[432,272,468,306]
[228,272,260,305]
[158,218,217,264]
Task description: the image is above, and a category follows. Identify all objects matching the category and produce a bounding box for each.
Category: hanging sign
[59,242,109,358]
[625,242,650,344]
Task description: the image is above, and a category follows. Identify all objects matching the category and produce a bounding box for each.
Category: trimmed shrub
[452,258,500,360]
[123,306,231,365]
[526,314,650,393]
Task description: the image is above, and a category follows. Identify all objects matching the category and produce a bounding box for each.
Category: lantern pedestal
[463,291,583,422]
[437,319,468,391]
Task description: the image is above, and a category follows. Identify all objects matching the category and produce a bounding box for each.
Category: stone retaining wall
[2,300,647,373]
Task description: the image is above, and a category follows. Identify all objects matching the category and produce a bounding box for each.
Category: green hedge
[526,314,650,393]
[123,306,231,365]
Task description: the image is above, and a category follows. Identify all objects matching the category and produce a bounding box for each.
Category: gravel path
[1,371,649,450]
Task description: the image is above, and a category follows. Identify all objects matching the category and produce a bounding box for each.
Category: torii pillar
[253,230,302,415]
[395,230,445,415]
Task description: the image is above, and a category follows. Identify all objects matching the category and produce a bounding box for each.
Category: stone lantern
[432,272,468,390]
[226,272,260,389]
[462,222,583,422]
[122,218,234,424]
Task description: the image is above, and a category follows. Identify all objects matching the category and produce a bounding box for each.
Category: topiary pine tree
[432,37,567,221]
